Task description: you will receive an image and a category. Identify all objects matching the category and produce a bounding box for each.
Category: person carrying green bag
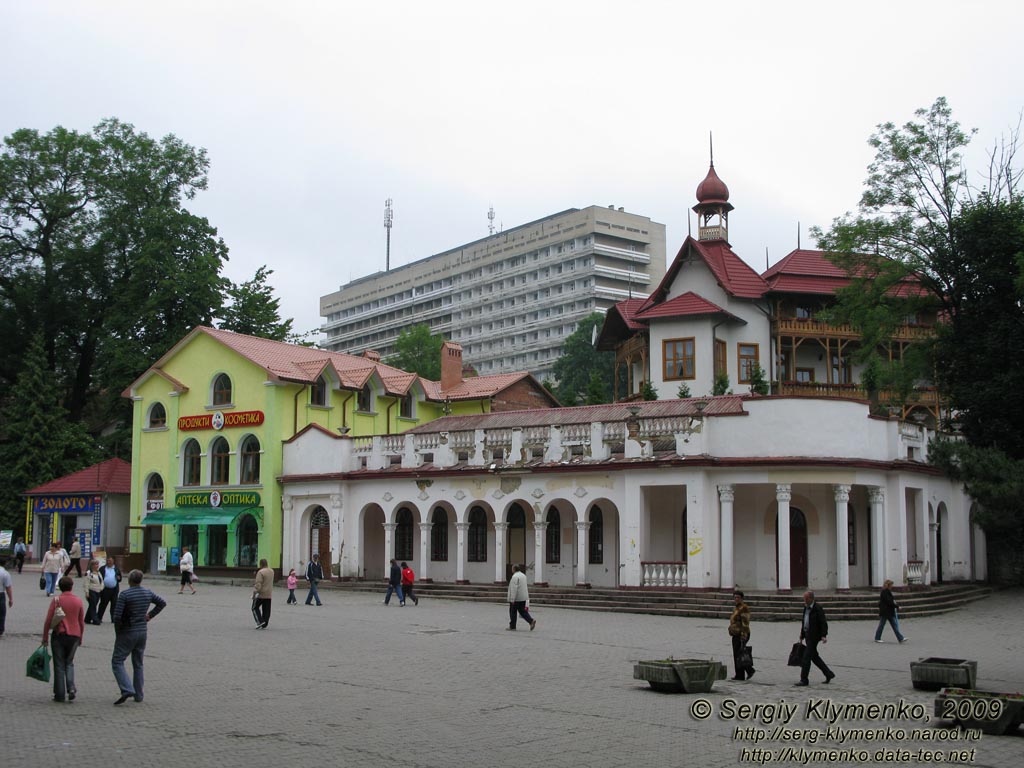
[26,644,51,683]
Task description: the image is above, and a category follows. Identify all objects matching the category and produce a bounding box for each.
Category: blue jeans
[112,630,148,700]
[875,613,905,642]
[44,571,59,595]
[305,580,321,605]
[384,584,405,605]
[51,634,80,700]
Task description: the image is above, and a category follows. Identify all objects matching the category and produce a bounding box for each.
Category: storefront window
[180,525,198,554]
[237,515,258,567]
[207,525,227,566]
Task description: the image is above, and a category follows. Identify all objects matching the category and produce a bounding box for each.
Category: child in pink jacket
[286,568,298,605]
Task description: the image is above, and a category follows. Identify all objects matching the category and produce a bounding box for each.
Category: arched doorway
[776,507,808,588]
[237,514,259,568]
[506,504,527,581]
[309,506,331,569]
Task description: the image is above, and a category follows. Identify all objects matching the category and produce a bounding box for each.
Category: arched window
[468,506,487,562]
[400,393,415,419]
[311,376,328,407]
[213,373,232,406]
[240,435,261,484]
[396,507,414,561]
[546,508,561,563]
[310,506,330,565]
[183,439,201,486]
[211,437,230,485]
[237,515,258,567]
[430,507,448,561]
[357,384,373,412]
[146,474,164,505]
[147,402,166,429]
[589,506,604,564]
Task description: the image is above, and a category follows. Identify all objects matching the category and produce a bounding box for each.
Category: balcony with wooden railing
[776,317,934,342]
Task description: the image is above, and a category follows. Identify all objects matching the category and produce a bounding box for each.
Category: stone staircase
[324,580,993,621]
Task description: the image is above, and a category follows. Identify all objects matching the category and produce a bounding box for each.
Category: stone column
[575,520,591,586]
[383,522,396,570]
[418,522,433,582]
[493,522,508,584]
[868,487,885,587]
[718,484,735,590]
[455,521,469,584]
[834,484,851,591]
[776,483,792,592]
[533,520,548,586]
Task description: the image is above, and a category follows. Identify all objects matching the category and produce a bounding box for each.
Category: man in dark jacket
[796,590,835,686]
[874,579,907,643]
[97,557,122,623]
[384,558,405,606]
[304,553,324,606]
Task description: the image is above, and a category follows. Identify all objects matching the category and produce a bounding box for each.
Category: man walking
[97,556,122,623]
[252,559,274,628]
[506,564,536,631]
[178,545,197,595]
[304,553,323,606]
[874,579,907,643]
[384,559,405,606]
[796,590,834,686]
[13,538,27,573]
[0,557,12,637]
[401,561,419,606]
[111,569,166,705]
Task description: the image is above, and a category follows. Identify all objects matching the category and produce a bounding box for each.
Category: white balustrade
[641,561,688,588]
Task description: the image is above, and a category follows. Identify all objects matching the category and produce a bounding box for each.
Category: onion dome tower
[692,136,733,243]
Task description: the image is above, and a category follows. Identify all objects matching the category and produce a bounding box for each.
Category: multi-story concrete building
[320,206,666,383]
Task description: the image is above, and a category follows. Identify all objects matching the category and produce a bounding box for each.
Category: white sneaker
[899,638,908,643]
[874,639,884,643]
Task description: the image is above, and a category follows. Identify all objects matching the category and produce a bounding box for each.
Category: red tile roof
[25,458,132,496]
[124,327,542,404]
[634,291,741,322]
[762,249,931,298]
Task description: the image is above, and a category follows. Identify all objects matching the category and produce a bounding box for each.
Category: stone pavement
[1,568,1021,768]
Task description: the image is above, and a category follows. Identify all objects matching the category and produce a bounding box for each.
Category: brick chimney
[361,350,381,361]
[440,341,463,391]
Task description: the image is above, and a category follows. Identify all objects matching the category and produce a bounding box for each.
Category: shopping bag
[26,644,52,683]
[787,641,805,667]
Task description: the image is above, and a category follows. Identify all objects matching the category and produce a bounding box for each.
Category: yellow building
[122,326,556,574]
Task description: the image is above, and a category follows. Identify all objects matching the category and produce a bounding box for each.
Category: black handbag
[39,576,46,590]
[788,641,805,666]
[739,643,754,671]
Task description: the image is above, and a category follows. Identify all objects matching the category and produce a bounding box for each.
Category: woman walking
[42,576,86,702]
[41,543,64,596]
[874,579,907,643]
[84,559,103,625]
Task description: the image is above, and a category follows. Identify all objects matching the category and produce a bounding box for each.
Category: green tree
[390,324,444,380]
[0,118,229,431]
[640,380,658,401]
[676,382,691,398]
[552,312,617,406]
[748,362,770,396]
[218,265,294,341]
[584,372,606,405]
[0,334,98,532]
[712,371,731,396]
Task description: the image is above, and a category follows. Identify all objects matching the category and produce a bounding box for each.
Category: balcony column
[493,522,508,584]
[533,520,548,586]
[382,522,396,568]
[718,484,735,589]
[418,522,433,582]
[776,483,792,592]
[575,521,591,587]
[834,484,851,591]
[868,487,885,587]
[455,521,469,584]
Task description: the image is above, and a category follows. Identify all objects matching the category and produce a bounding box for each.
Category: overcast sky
[5,1,1021,339]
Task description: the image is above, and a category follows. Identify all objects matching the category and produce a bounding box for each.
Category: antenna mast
[488,206,496,236]
[384,198,394,271]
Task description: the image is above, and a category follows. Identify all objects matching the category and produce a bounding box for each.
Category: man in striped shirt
[111,569,167,705]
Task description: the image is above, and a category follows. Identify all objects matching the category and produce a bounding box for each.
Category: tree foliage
[813,98,1024,549]
[551,313,618,406]
[390,324,443,380]
[218,265,294,341]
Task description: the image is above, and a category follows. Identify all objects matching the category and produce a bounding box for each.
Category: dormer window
[212,373,232,406]
[400,393,415,419]
[357,384,373,412]
[311,376,328,407]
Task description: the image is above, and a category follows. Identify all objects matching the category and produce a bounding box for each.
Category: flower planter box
[633,659,726,693]
[933,688,1024,735]
[910,657,977,691]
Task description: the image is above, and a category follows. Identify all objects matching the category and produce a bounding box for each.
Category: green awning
[142,507,256,526]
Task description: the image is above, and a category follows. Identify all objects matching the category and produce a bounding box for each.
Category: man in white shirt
[506,564,537,631]
[0,558,13,636]
[178,546,197,595]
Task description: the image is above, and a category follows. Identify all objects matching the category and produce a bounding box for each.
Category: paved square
[1,570,1021,767]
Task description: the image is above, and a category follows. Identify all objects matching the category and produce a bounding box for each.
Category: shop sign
[33,495,101,515]
[177,410,265,431]
[175,491,261,508]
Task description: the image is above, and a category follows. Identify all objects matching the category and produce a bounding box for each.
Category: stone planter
[933,688,1024,735]
[633,659,726,693]
[910,657,978,691]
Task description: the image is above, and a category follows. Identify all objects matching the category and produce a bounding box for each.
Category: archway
[506,503,528,581]
[361,505,386,580]
[776,507,808,588]
[309,506,331,569]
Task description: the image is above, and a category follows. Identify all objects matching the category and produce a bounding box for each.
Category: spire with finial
[693,132,733,243]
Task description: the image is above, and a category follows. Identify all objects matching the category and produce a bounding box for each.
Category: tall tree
[219,265,294,341]
[390,324,443,380]
[0,334,98,532]
[551,312,617,406]
[0,118,229,430]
